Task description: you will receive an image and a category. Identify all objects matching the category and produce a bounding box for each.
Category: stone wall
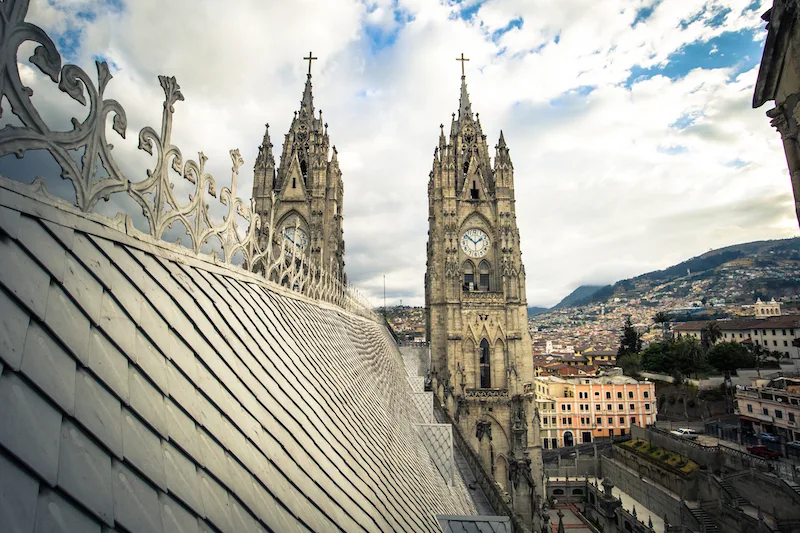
[599,456,682,526]
[727,471,800,520]
[610,446,697,499]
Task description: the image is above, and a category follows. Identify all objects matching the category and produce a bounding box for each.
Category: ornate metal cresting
[0,0,376,321]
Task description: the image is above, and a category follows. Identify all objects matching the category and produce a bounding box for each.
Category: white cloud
[5,0,798,309]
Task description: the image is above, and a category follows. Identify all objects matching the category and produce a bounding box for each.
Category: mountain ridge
[528,237,800,315]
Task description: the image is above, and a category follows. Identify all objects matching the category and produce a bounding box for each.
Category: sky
[3,0,799,308]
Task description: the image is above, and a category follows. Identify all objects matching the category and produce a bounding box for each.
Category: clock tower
[425,56,545,529]
[252,53,345,278]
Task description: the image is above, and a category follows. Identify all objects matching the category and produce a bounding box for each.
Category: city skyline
[8,0,800,308]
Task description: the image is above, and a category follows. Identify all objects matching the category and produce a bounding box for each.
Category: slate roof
[437,515,512,533]
[0,179,477,532]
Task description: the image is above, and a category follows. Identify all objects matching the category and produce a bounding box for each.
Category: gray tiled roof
[437,515,512,533]
[0,183,477,532]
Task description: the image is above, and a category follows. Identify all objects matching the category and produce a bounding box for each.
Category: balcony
[465,388,509,400]
[461,290,506,306]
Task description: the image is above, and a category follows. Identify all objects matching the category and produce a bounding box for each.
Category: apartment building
[533,375,657,449]
[736,376,800,441]
[673,315,800,359]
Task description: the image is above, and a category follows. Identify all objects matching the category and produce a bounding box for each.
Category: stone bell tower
[424,55,545,530]
[252,52,345,277]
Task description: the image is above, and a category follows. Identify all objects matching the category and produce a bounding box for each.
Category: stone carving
[475,420,492,441]
[0,0,375,321]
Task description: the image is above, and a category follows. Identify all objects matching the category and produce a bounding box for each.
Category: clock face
[283,226,308,254]
[461,228,490,258]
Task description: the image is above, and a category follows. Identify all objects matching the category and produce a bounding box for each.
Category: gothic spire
[299,73,315,120]
[255,123,274,169]
[458,73,473,121]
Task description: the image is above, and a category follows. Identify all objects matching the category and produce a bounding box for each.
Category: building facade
[251,66,345,277]
[736,377,800,441]
[673,316,800,359]
[755,297,782,317]
[533,376,657,448]
[425,64,544,528]
[753,0,800,228]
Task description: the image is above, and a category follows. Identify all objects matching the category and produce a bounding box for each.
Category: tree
[618,353,641,377]
[701,321,722,350]
[653,311,671,340]
[707,342,753,373]
[640,342,671,374]
[618,317,642,358]
[673,336,707,378]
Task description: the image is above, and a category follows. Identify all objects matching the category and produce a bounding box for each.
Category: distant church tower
[425,55,544,529]
[252,53,345,277]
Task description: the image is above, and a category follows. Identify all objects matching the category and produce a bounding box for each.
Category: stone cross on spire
[456,53,469,78]
[304,51,318,76]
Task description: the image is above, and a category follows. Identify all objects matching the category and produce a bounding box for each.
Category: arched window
[479,339,491,388]
[463,261,475,291]
[479,260,490,291]
[300,159,308,179]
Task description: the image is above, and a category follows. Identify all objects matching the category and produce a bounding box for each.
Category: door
[564,431,574,447]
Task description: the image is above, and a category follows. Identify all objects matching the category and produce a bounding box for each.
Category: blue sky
[6,0,798,307]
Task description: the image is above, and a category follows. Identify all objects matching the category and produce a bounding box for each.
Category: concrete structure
[753,0,800,227]
[251,59,346,278]
[755,297,783,317]
[424,57,545,529]
[736,376,800,441]
[673,316,800,359]
[533,376,657,448]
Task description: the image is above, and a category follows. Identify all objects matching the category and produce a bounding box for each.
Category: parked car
[746,444,782,459]
[670,428,699,439]
[756,432,780,443]
[788,441,800,450]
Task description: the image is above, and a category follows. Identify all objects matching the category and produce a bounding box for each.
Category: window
[561,405,567,412]
[645,404,650,411]
[543,439,549,449]
[596,417,602,424]
[567,405,572,411]
[630,404,635,410]
[790,413,795,423]
[785,341,789,347]
[776,410,783,419]
[739,333,743,338]
[617,392,623,399]
[607,404,612,410]
[606,392,611,399]
[772,330,777,336]
[792,329,796,336]
[543,418,548,425]
[479,260,490,291]
[628,391,634,399]
[568,417,572,425]
[763,407,769,416]
[747,404,753,413]
[292,177,296,188]
[562,418,567,425]
[643,391,649,399]
[631,417,636,425]
[463,261,475,290]
[596,404,601,411]
[551,438,558,449]
[774,340,778,347]
[608,417,613,425]
[551,417,556,425]
[479,339,491,388]
[756,340,760,345]
[618,404,623,410]
[619,417,625,424]
[783,329,787,336]
[470,180,479,199]
[595,391,600,396]
[763,329,767,335]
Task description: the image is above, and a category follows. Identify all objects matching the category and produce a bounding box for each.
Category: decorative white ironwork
[0,0,376,321]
